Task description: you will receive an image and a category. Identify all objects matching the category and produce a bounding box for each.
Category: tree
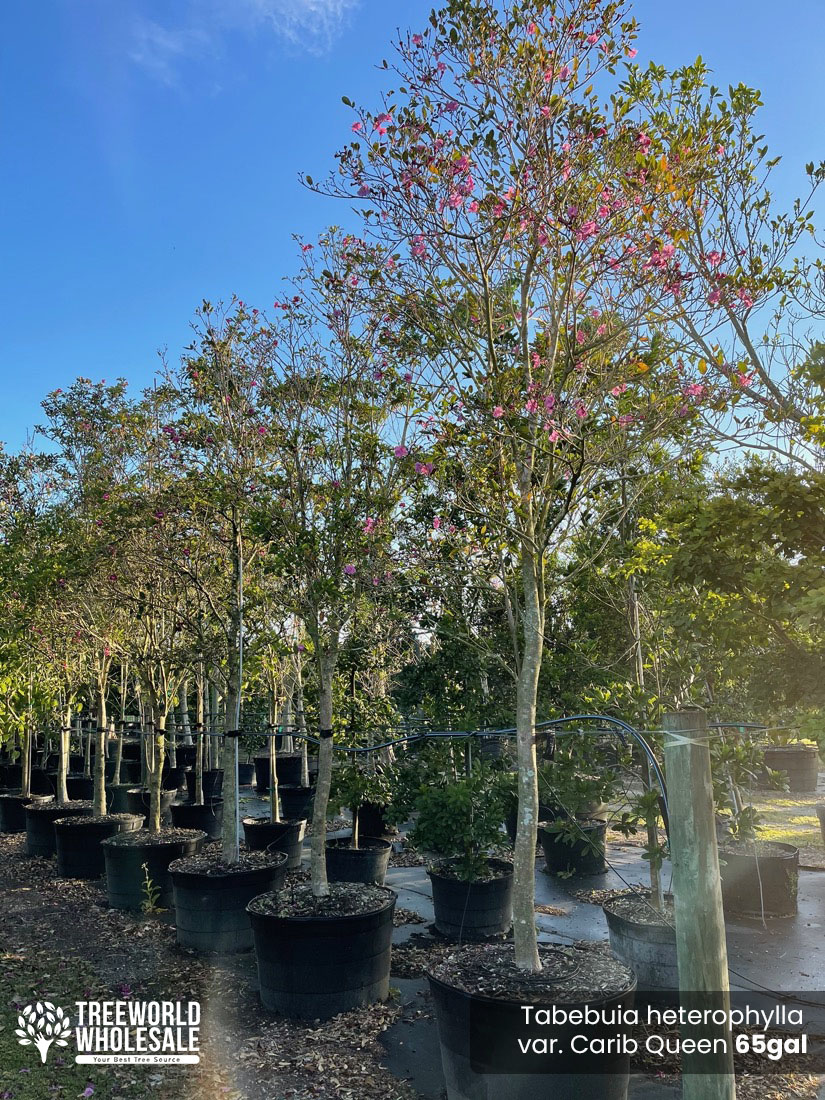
[318,0,713,968]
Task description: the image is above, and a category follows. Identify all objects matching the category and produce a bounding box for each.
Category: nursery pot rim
[246,883,397,926]
[169,849,288,883]
[101,828,208,849]
[427,856,514,885]
[326,835,392,852]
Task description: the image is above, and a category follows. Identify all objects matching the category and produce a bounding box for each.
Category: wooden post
[663,707,735,1100]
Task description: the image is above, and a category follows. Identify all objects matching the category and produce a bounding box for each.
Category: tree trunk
[148,710,165,833]
[57,704,71,806]
[221,512,243,864]
[179,678,192,745]
[269,721,280,823]
[296,662,310,787]
[513,555,543,972]
[21,726,31,799]
[93,680,107,817]
[310,642,338,898]
[194,670,205,806]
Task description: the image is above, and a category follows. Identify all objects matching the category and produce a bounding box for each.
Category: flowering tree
[316,0,716,967]
[163,302,280,860]
[623,61,825,466]
[260,230,420,896]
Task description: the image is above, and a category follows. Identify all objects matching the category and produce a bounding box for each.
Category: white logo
[15,1002,72,1063]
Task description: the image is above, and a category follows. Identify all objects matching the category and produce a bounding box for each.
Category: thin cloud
[128,0,359,84]
[128,19,212,86]
[225,0,360,53]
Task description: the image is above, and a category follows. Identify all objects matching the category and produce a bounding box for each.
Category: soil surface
[103,826,207,846]
[428,941,634,1003]
[248,881,393,918]
[169,850,287,875]
[604,892,675,927]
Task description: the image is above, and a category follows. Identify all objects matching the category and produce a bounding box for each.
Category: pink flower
[394,445,409,458]
[707,288,722,306]
[351,121,363,133]
[468,200,479,213]
[575,330,586,345]
[683,383,705,398]
[358,184,371,197]
[492,405,504,419]
[737,288,754,309]
[527,22,538,34]
[547,429,560,443]
[735,372,754,387]
[403,372,413,382]
[257,426,267,435]
[544,394,556,413]
[432,516,441,530]
[576,220,598,240]
[705,250,724,267]
[586,33,599,44]
[637,131,652,152]
[373,112,393,135]
[575,403,588,419]
[412,235,428,258]
[344,564,356,576]
[625,47,638,58]
[559,64,571,80]
[363,517,376,534]
[412,33,423,46]
[611,384,628,397]
[525,399,539,414]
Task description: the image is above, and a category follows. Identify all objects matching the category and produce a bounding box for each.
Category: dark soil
[247,882,392,918]
[427,941,634,1004]
[604,891,675,927]
[169,850,286,876]
[55,812,141,825]
[428,856,512,882]
[103,826,205,846]
[718,840,795,858]
[27,798,92,813]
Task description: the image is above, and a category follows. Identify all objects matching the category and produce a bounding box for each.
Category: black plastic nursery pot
[30,767,54,796]
[278,784,315,819]
[162,765,188,791]
[0,793,53,833]
[106,783,136,813]
[176,745,197,767]
[719,841,799,918]
[602,894,677,1003]
[125,787,176,826]
[55,813,144,878]
[253,753,303,792]
[242,815,304,856]
[427,942,636,1100]
[326,836,392,885]
[102,828,207,910]
[0,763,23,788]
[104,758,141,785]
[185,769,223,802]
[247,883,397,1019]
[429,859,514,940]
[170,851,288,954]
[170,799,224,840]
[538,819,607,877]
[120,739,142,761]
[762,743,819,793]
[25,800,93,857]
[65,773,94,800]
[357,802,397,838]
[237,762,255,786]
[264,821,307,871]
[504,802,565,847]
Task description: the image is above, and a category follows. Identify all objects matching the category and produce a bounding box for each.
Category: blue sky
[2,0,822,449]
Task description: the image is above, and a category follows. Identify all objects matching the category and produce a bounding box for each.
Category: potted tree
[245,232,414,1017]
[325,755,394,885]
[406,764,513,940]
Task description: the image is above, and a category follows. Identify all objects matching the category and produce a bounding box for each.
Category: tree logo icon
[15,1002,72,1063]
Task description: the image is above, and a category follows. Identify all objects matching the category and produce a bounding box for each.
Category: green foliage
[140,862,163,914]
[407,763,510,881]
